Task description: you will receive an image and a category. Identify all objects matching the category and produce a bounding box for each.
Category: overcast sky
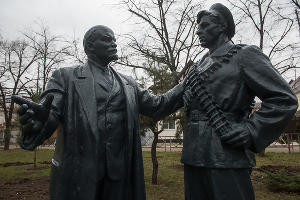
[0,0,229,76]
[0,0,128,39]
[0,0,227,40]
[1,0,297,81]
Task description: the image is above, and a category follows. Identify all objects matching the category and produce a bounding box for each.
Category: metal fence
[142,135,183,152]
[268,133,300,153]
[1,132,300,153]
[142,133,300,153]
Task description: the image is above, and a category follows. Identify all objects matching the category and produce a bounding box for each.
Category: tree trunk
[295,9,300,37]
[151,132,159,185]
[3,125,11,150]
[34,148,37,168]
[258,150,265,157]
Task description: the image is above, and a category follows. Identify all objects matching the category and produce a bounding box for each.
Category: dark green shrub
[265,169,300,193]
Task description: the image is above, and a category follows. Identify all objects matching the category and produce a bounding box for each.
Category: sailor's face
[196,16,222,48]
[92,28,118,62]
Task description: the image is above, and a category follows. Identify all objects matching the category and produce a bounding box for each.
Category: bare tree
[20,22,71,166]
[291,0,300,36]
[23,21,70,95]
[64,35,86,65]
[118,0,204,184]
[292,0,300,9]
[0,39,39,150]
[0,44,7,80]
[137,62,177,184]
[227,0,299,74]
[119,0,203,80]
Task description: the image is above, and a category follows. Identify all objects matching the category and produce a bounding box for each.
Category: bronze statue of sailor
[181,3,298,200]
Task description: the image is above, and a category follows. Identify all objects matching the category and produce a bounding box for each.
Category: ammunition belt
[183,44,244,136]
[187,110,209,121]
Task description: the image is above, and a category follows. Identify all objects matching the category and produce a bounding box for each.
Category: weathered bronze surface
[13,25,183,200]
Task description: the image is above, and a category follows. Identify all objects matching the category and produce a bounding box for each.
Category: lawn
[0,149,300,200]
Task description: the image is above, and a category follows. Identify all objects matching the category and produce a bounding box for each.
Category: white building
[0,108,19,144]
[140,117,182,146]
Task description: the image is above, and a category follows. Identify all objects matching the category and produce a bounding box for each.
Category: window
[162,119,175,130]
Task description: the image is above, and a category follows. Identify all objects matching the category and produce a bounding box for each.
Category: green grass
[143,152,184,200]
[0,149,53,181]
[0,149,300,199]
[255,152,300,166]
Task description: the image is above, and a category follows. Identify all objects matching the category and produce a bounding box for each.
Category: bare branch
[227,0,299,75]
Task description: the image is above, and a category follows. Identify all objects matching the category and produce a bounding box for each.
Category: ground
[0,149,300,200]
[0,177,49,200]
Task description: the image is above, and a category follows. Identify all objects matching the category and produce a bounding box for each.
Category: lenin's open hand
[220,123,252,149]
[12,95,54,135]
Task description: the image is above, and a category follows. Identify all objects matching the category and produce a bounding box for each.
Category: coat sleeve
[135,81,184,119]
[20,69,65,150]
[240,45,298,153]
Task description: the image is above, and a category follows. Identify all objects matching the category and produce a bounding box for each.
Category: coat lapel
[109,74,121,99]
[74,63,98,140]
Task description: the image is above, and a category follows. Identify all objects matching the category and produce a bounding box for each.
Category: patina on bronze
[181,3,298,200]
[13,25,184,200]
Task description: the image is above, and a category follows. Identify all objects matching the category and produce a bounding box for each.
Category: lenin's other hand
[220,124,252,149]
[13,95,54,135]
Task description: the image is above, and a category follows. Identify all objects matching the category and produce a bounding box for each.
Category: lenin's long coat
[20,63,183,200]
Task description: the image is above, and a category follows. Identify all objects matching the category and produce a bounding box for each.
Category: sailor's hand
[220,124,252,149]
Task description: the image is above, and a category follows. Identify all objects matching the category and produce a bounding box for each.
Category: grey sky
[0,0,132,40]
[2,0,296,81]
[0,0,227,40]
